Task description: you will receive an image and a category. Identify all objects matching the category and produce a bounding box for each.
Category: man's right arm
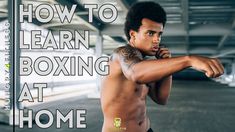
[114,46,224,84]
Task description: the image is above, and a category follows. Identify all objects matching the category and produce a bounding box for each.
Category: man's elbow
[156,96,169,105]
[156,99,168,105]
[128,65,163,83]
[130,72,145,83]
[130,71,154,84]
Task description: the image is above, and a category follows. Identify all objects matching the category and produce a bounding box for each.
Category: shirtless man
[101,2,224,132]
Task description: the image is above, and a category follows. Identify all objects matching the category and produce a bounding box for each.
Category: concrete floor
[1,80,235,132]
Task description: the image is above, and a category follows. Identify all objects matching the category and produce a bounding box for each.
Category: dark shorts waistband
[147,128,154,132]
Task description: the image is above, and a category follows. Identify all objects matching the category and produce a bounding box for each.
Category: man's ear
[129,30,136,40]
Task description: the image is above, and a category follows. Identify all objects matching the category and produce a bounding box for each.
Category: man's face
[130,18,163,56]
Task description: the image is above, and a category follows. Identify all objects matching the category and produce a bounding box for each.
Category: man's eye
[147,32,154,36]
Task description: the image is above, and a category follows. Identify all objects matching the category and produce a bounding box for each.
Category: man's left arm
[148,47,172,105]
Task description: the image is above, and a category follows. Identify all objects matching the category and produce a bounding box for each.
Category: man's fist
[155,47,171,59]
[189,56,224,78]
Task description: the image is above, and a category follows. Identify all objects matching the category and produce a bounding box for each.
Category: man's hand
[155,46,224,78]
[189,56,224,78]
[155,47,171,59]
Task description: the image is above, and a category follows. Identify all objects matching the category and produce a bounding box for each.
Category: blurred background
[0,0,235,132]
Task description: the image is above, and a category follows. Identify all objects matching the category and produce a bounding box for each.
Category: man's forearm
[130,56,190,83]
[156,75,172,104]
[148,75,172,104]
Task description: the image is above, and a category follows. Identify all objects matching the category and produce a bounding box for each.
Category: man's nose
[153,35,160,44]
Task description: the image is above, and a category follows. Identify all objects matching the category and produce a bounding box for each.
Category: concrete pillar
[229,62,235,87]
[95,32,103,91]
[88,32,103,98]
[217,64,231,84]
[8,0,22,126]
[220,68,228,84]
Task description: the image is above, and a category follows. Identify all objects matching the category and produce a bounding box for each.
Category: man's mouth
[152,45,159,51]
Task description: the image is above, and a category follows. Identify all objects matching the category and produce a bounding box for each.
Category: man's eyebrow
[147,30,157,33]
[147,30,163,34]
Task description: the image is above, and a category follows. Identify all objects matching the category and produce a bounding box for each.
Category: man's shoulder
[113,45,141,55]
[114,45,132,52]
[110,45,143,62]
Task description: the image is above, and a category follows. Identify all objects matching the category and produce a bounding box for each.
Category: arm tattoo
[114,45,143,70]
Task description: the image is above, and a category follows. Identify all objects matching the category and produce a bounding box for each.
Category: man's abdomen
[102,115,149,132]
[101,98,149,132]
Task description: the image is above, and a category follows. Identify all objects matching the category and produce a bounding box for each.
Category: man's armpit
[115,45,143,70]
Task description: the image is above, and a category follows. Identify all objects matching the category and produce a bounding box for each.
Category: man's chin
[145,52,156,56]
[149,51,157,56]
[140,50,156,56]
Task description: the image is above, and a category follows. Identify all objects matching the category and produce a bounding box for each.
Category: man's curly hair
[124,2,167,41]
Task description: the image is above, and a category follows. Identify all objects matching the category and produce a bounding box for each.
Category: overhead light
[189,22,197,25]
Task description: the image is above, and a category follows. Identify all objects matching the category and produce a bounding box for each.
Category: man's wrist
[184,55,192,68]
